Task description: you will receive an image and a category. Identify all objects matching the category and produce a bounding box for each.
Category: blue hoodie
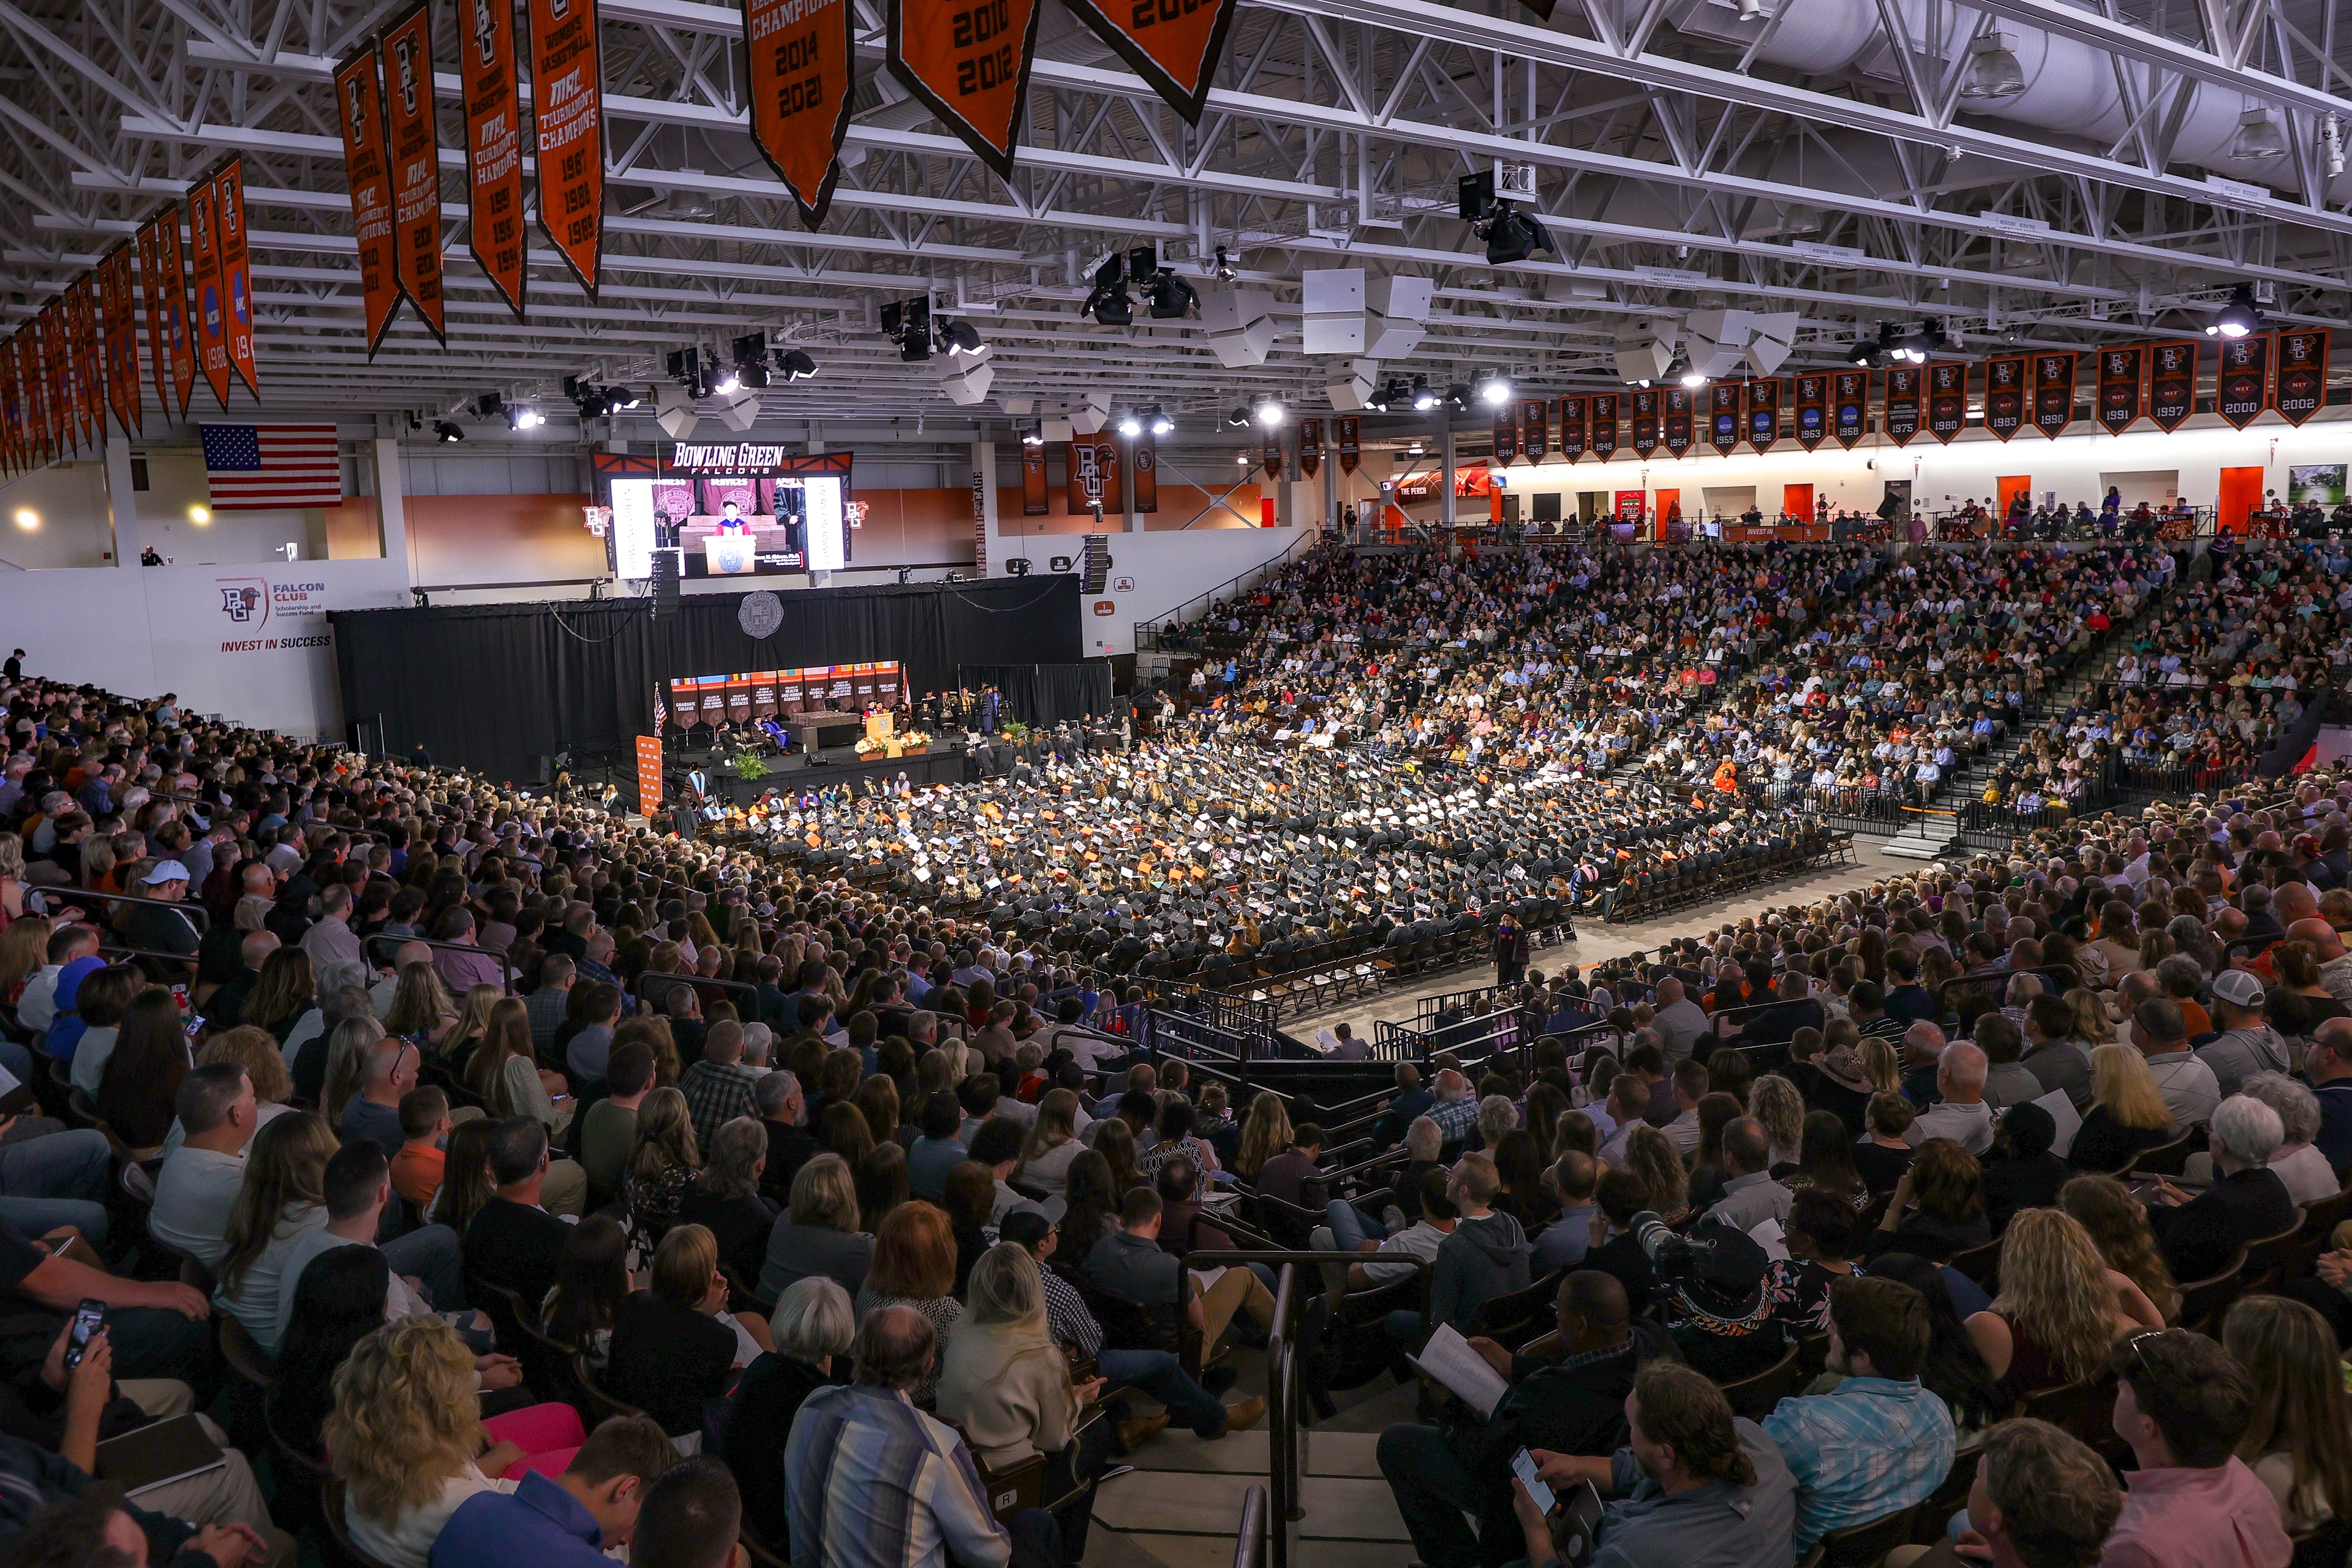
[42,955,105,1065]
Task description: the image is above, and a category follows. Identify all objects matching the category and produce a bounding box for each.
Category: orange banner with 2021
[745,0,856,226]
[380,2,447,341]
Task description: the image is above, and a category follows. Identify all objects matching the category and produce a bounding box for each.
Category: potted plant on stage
[731,748,769,782]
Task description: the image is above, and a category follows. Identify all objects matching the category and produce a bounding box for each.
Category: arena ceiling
[4,0,2352,430]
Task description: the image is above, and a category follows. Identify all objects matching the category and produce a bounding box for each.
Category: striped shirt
[785,1383,1009,1568]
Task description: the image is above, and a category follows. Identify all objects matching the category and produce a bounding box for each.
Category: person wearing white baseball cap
[2196,968,2291,1097]
[124,859,201,959]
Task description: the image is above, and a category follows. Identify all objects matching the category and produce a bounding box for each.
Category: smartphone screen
[1511,1448,1556,1517]
[64,1298,104,1370]
[183,1013,205,1039]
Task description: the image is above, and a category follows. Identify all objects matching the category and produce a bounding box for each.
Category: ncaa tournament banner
[2148,342,2197,432]
[887,0,1042,178]
[2095,345,2143,434]
[1707,383,1739,455]
[334,46,404,353]
[1744,377,1779,451]
[380,4,448,342]
[2274,329,2328,426]
[155,211,195,415]
[459,0,529,317]
[1791,374,1826,450]
[744,0,855,227]
[186,173,231,409]
[1832,369,1868,449]
[210,161,260,398]
[528,0,606,297]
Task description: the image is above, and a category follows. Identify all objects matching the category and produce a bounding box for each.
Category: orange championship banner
[458,0,527,318]
[886,0,1042,179]
[69,277,96,448]
[334,44,404,354]
[744,0,856,227]
[1981,355,2027,440]
[211,160,260,399]
[2030,350,2077,436]
[1060,0,1239,123]
[154,209,195,416]
[1882,364,1922,445]
[102,246,137,438]
[2148,342,2197,432]
[1924,362,1965,444]
[2095,345,2143,434]
[635,735,663,812]
[2274,328,2328,426]
[380,5,447,343]
[186,170,231,409]
[1020,441,1049,514]
[527,0,606,298]
[1661,386,1693,457]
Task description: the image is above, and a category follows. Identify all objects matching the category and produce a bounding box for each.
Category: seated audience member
[627,1454,746,1568]
[2070,1042,2179,1173]
[464,1117,576,1309]
[1529,1152,1597,1274]
[907,1091,968,1202]
[1853,1092,1918,1196]
[580,1040,655,1197]
[1979,1105,2068,1237]
[680,1019,764,1153]
[852,1201,964,1404]
[1905,1042,1996,1154]
[0,1475,273,1568]
[2220,1295,2352,1537]
[1629,1204,1787,1381]
[720,1276,853,1550]
[1942,1419,2124,1568]
[1864,1252,2009,1446]
[210,1110,340,1344]
[94,986,192,1155]
[148,1061,261,1268]
[1581,1167,1659,1314]
[1703,1116,1792,1231]
[938,1244,1115,1558]
[1403,1153,1532,1341]
[1969,1208,2163,1390]
[337,1036,418,1155]
[608,1223,769,1440]
[786,1306,1059,1568]
[755,1068,818,1208]
[2235,1072,2339,1204]
[1088,1185,1275,1354]
[2144,1092,2298,1283]
[622,1086,701,1251]
[2103,1328,2294,1568]
[426,1412,678,1568]
[1760,1276,1956,1559]
[758,1152,874,1301]
[1868,1137,1991,1262]
[1379,1270,1671,1568]
[1517,1361,1795,1567]
[391,1085,453,1212]
[677,1116,782,1288]
[1763,1186,1863,1333]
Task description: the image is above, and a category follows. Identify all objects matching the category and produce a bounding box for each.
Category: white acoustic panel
[1301,267,1366,355]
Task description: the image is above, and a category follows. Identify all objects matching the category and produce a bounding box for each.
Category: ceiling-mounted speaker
[1364,275,1434,359]
[655,383,699,439]
[1684,308,1756,379]
[1745,312,1801,376]
[1300,267,1366,356]
[716,393,761,431]
[1202,288,1276,368]
[1041,417,1075,443]
[1613,319,1675,384]
[1326,358,1378,411]
[1070,392,1111,435]
[938,349,995,405]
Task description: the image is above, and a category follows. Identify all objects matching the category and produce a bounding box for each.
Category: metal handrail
[1232,1485,1268,1568]
[361,932,514,996]
[37,886,211,933]
[1132,529,1320,655]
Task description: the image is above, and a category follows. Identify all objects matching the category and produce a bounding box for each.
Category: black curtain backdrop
[956,664,1114,727]
[331,576,1081,782]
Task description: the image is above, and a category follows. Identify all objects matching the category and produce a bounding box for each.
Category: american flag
[199,423,343,510]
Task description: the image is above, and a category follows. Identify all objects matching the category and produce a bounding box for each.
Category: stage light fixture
[1461,171,1549,266]
[2205,282,2263,338]
[1253,397,1286,428]
[664,349,711,401]
[2324,113,2346,178]
[1736,0,1765,18]
[1675,358,1708,388]
[1020,420,1045,447]
[936,318,984,355]
[433,420,465,442]
[1476,372,1512,407]
[1443,382,1471,410]
[729,331,772,388]
[1410,374,1438,412]
[474,391,505,419]
[508,405,546,431]
[1223,406,1251,428]
[1082,256,1133,326]
[1150,409,1173,435]
[10,509,34,530]
[1959,32,2025,98]
[776,350,818,381]
[881,298,933,361]
[2230,108,2288,161]
[714,369,742,396]
[186,505,210,524]
[1117,412,1144,437]
[1207,246,1238,282]
[1146,271,1198,320]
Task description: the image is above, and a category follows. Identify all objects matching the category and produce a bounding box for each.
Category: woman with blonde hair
[2064,986,2116,1048]
[1017,1088,1084,1199]
[329,1316,587,1568]
[1747,1074,1805,1170]
[622,1085,699,1252]
[1234,1091,1294,1183]
[320,1013,388,1128]
[1621,1125,1689,1224]
[937,1243,1110,1555]
[0,917,45,1006]
[1968,1207,2162,1389]
[214,1109,338,1308]
[243,947,317,1045]
[383,962,459,1053]
[1858,1035,1904,1096]
[464,996,570,1136]
[2068,1042,2176,1172]
[2059,1174,2180,1322]
[197,1025,295,1109]
[2223,1294,2352,1532]
[439,983,503,1074]
[608,1222,772,1439]
[758,1152,873,1300]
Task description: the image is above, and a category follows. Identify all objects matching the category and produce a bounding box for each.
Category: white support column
[371,439,412,582]
[102,434,140,569]
[1439,425,1457,529]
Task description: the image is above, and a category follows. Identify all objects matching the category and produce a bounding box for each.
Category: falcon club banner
[2030,351,2076,437]
[380,4,447,342]
[1792,373,1826,450]
[1019,440,1048,514]
[887,0,1042,179]
[209,160,260,399]
[334,44,404,355]
[1882,364,1922,445]
[1832,370,1868,450]
[1926,362,1966,443]
[2095,345,2143,434]
[1059,0,1239,124]
[1555,398,1584,463]
[2148,341,2197,432]
[1744,378,1779,450]
[1662,386,1694,458]
[2216,334,2267,429]
[1068,435,1121,514]
[1335,414,1360,473]
[1982,355,2026,440]
[1518,399,1547,463]
[458,0,528,317]
[1297,418,1321,478]
[1628,388,1658,459]
[743,0,854,227]
[1707,383,1739,455]
[1493,402,1519,464]
[2274,328,2328,426]
[527,0,606,297]
[1131,425,1159,510]
[1588,393,1618,460]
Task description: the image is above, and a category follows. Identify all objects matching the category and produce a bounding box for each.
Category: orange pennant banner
[527,0,606,298]
[334,44,405,353]
[887,0,1041,179]
[745,0,855,226]
[459,0,528,317]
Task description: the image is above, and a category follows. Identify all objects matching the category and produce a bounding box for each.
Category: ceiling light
[1411,374,1438,412]
[1021,421,1044,447]
[1224,406,1251,428]
[1083,255,1133,326]
[1117,412,1144,437]
[187,505,210,524]
[474,391,505,419]
[1736,0,1765,18]
[937,318,984,355]
[1207,246,1238,282]
[1477,372,1512,407]
[1959,34,2025,99]
[11,509,34,529]
[2206,282,2263,337]
[2322,113,2346,178]
[434,421,464,442]
[1678,360,1708,388]
[1146,408,1172,435]
[1253,398,1286,428]
[2230,107,2288,160]
[664,350,711,401]
[1444,383,1471,410]
[1147,271,1199,320]
[714,371,742,396]
[777,350,817,381]
[1479,203,1551,266]
[508,405,546,431]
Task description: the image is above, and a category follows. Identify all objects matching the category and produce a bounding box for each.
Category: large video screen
[603,474,851,581]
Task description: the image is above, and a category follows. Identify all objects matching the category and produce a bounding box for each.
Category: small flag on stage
[199,423,342,510]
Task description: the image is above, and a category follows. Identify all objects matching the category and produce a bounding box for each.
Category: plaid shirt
[1039,1265,1102,1359]
[525,986,571,1055]
[1760,1375,1954,1556]
[1428,1094,1480,1145]
[786,1383,1009,1568]
[680,1058,766,1151]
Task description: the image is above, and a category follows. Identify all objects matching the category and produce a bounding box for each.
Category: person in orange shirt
[389,1084,453,1210]
[1712,758,1740,793]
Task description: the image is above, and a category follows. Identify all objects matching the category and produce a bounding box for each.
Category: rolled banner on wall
[2274,328,2328,426]
[1518,399,1547,463]
[744,0,854,227]
[1981,355,2026,440]
[1628,388,1659,458]
[1131,426,1159,510]
[211,160,260,398]
[527,0,606,298]
[1791,373,1826,450]
[1587,393,1618,460]
[1261,428,1281,483]
[1882,364,1922,445]
[1744,377,1780,450]
[1020,442,1049,515]
[458,0,528,318]
[1335,415,1360,473]
[105,246,140,437]
[1662,386,1693,457]
[1493,402,1519,464]
[2148,342,2197,432]
[2094,345,2143,434]
[1831,369,1868,449]
[334,45,404,353]
[2215,334,2269,429]
[1555,397,1584,462]
[887,0,1042,179]
[1059,0,1239,123]
[380,5,447,342]
[185,175,231,409]
[1925,362,1966,443]
[1297,418,1321,478]
[1707,383,1740,455]
[2030,351,2076,437]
